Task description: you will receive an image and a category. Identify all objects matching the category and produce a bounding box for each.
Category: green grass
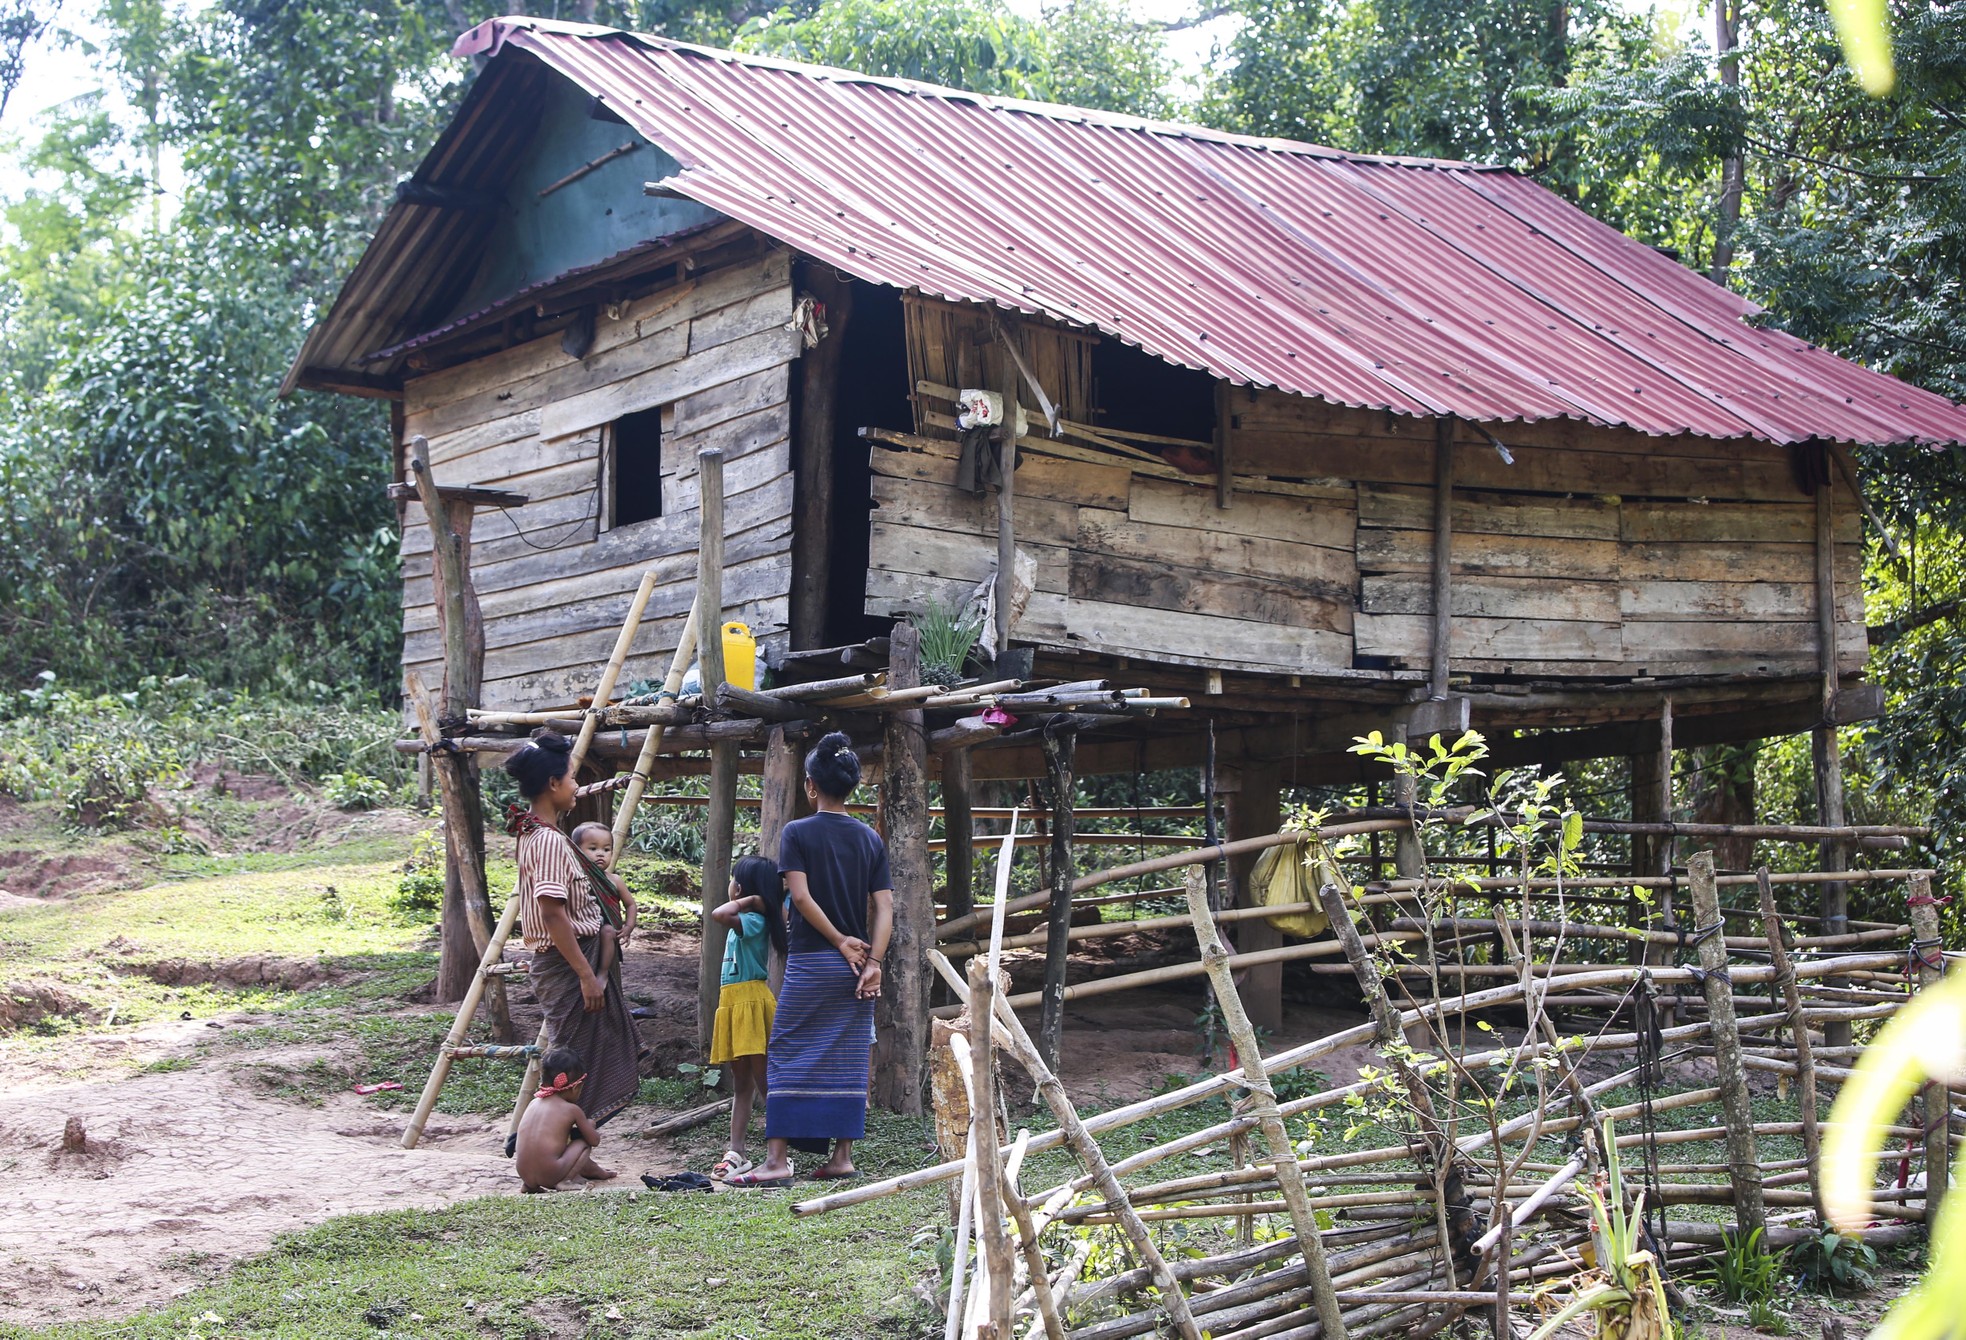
[0,1165,945,1340]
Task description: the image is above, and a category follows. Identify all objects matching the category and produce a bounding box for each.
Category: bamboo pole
[969,957,1015,1338]
[568,569,661,777]
[931,949,1203,1340]
[608,598,699,860]
[401,891,523,1149]
[1183,868,1348,1340]
[1687,850,1764,1234]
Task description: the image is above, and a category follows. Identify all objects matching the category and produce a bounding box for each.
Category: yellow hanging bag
[1251,836,1332,939]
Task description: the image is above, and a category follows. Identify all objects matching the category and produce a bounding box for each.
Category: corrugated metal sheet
[295,16,1966,446]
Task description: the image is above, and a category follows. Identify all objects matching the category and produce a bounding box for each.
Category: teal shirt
[720,910,769,986]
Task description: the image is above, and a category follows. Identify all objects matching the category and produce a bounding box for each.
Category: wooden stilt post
[1909,871,1950,1226]
[1226,762,1285,1032]
[1629,698,1672,971]
[968,957,1015,1337]
[406,439,499,1014]
[876,619,933,1113]
[943,749,975,925]
[760,724,801,995]
[790,266,853,651]
[1756,866,1823,1224]
[698,448,735,1056]
[1185,868,1349,1340]
[1814,478,1851,1045]
[1687,850,1765,1235]
[1038,723,1077,1070]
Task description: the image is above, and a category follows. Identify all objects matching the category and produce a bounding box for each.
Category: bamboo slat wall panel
[901,295,1094,436]
[398,251,798,710]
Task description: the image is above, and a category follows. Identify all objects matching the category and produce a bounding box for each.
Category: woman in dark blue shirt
[734,732,893,1185]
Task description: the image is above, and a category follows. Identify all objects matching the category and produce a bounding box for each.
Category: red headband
[535,1070,582,1099]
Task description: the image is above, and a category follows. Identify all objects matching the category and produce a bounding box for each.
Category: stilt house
[288,15,1966,1043]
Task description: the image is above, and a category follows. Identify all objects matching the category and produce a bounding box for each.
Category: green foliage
[0,675,409,831]
[323,770,391,812]
[735,0,1171,113]
[1786,1227,1879,1296]
[1704,1226,1781,1303]
[909,594,985,687]
[390,830,444,922]
[1747,1298,1790,1334]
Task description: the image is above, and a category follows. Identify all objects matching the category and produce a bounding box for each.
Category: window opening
[605,404,667,528]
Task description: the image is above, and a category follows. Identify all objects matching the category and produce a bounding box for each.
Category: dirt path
[0,1051,523,1324]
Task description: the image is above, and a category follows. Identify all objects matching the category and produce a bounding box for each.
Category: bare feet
[522,1183,557,1194]
[580,1161,617,1180]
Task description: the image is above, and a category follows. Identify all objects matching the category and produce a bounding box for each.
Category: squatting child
[513,1046,617,1191]
[572,822,638,979]
[708,853,784,1180]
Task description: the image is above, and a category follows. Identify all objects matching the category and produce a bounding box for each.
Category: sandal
[714,1150,754,1179]
[726,1168,795,1188]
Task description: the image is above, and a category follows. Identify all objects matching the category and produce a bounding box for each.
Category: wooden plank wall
[399,250,798,710]
[864,379,1868,680]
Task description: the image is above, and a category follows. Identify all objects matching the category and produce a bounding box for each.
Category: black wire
[491,492,599,552]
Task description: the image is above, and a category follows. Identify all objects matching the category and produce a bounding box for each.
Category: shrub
[1786,1229,1878,1296]
[391,830,445,922]
[324,769,391,811]
[1704,1226,1780,1303]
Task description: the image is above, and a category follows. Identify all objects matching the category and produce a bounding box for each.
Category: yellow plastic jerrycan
[722,621,757,692]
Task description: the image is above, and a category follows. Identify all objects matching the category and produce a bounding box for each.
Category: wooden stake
[1756,866,1823,1224]
[932,950,1204,1340]
[1037,724,1077,1069]
[876,619,933,1113]
[697,447,736,1056]
[1908,870,1950,1225]
[1184,869,1349,1340]
[969,957,1015,1338]
[1688,850,1765,1234]
[1003,1129,1067,1340]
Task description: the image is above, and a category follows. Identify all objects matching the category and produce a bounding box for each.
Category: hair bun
[817,731,850,758]
[531,729,573,754]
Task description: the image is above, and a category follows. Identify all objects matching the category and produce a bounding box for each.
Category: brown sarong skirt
[529,935,640,1126]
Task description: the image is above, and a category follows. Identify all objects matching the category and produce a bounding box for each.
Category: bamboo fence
[795,818,1954,1340]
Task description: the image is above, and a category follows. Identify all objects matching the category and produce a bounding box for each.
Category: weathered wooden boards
[398,251,798,710]
[867,383,1870,681]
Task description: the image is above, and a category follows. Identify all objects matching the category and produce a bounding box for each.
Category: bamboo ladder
[398,577,700,1151]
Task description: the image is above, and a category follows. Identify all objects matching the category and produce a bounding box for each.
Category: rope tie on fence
[1634,971,1671,1260]
[1909,937,1946,976]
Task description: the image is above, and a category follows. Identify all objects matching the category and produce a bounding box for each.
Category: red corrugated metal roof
[386,18,1966,445]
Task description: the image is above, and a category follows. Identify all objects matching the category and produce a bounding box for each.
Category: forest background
[0,0,1962,911]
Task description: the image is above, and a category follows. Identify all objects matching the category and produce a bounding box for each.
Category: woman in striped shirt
[505,731,641,1129]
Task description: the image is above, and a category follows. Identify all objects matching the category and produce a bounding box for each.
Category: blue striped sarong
[765,951,872,1150]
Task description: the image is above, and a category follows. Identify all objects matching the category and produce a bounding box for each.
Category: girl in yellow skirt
[709,853,784,1179]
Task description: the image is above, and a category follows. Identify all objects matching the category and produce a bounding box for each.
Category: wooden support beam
[405,437,500,1022]
[790,267,853,649]
[876,620,933,1114]
[1815,481,1851,1046]
[1038,723,1078,1070]
[994,332,1021,657]
[698,448,737,1055]
[1213,381,1234,510]
[942,749,975,922]
[1687,850,1765,1235]
[967,958,1015,1337]
[1226,762,1285,1032]
[1429,414,1454,700]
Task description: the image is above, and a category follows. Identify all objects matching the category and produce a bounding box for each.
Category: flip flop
[726,1170,795,1188]
[808,1167,862,1181]
[713,1150,754,1179]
